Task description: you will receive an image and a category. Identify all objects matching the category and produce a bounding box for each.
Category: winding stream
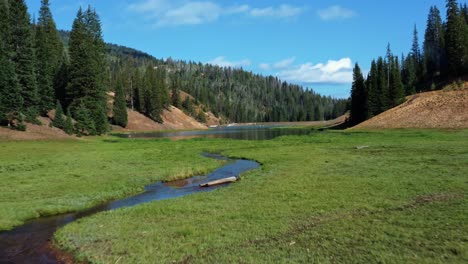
[0,153,260,264]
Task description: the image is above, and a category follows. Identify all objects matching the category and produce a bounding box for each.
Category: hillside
[0,116,74,140]
[0,104,210,140]
[117,107,207,132]
[353,88,468,129]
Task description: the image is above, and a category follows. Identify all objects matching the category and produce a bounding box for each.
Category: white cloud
[157,2,221,26]
[250,4,304,18]
[128,0,171,13]
[277,58,353,84]
[207,56,251,68]
[273,57,295,69]
[128,1,304,27]
[259,63,271,70]
[317,5,356,21]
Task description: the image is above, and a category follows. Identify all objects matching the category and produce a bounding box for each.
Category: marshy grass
[1,130,467,263]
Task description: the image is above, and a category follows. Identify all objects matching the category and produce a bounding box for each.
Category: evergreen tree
[171,79,181,107]
[350,63,368,126]
[410,25,423,89]
[367,60,379,116]
[377,57,388,112]
[0,0,23,127]
[35,0,64,113]
[9,0,39,121]
[113,79,128,127]
[54,53,70,106]
[74,101,96,136]
[182,96,194,115]
[411,25,422,66]
[388,58,405,107]
[196,110,207,123]
[155,67,170,109]
[423,6,446,80]
[52,100,64,129]
[67,6,108,134]
[445,0,465,76]
[64,108,74,135]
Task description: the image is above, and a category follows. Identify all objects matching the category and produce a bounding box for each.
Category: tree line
[108,57,349,124]
[1,0,348,135]
[350,0,468,126]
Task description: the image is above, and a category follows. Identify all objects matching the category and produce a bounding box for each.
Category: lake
[115,125,313,140]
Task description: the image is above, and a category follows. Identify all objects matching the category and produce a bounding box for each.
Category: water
[0,154,260,264]
[115,125,313,140]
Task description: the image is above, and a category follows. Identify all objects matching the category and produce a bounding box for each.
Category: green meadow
[1,130,467,263]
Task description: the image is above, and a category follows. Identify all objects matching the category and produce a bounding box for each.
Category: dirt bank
[353,89,468,129]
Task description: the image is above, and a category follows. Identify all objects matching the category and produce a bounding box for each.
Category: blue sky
[25,0,448,98]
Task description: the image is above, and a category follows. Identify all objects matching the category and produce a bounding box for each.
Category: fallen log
[199,177,238,187]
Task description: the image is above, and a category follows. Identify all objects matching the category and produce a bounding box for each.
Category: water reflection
[117,126,312,140]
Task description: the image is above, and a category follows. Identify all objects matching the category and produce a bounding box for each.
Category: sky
[25,0,449,98]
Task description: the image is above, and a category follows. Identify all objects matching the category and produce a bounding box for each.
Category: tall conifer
[9,0,39,120]
[113,79,128,127]
[424,6,445,80]
[0,0,23,126]
[67,6,108,134]
[52,100,64,129]
[445,0,465,76]
[350,63,368,126]
[36,0,63,113]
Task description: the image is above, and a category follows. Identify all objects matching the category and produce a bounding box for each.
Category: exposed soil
[115,106,208,132]
[235,113,349,128]
[354,89,468,129]
[0,116,74,141]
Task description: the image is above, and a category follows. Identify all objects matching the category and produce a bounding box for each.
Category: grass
[0,138,224,231]
[1,130,467,263]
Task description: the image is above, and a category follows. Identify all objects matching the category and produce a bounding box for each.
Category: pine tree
[410,25,423,88]
[74,101,96,136]
[156,67,170,109]
[350,63,368,126]
[411,25,422,66]
[171,78,181,107]
[196,110,207,123]
[52,100,64,129]
[367,60,379,116]
[445,0,465,76]
[67,6,108,134]
[388,57,405,107]
[377,57,388,112]
[35,0,64,113]
[0,0,23,127]
[9,0,39,121]
[424,6,446,80]
[54,53,70,106]
[182,96,194,115]
[113,79,128,127]
[64,108,74,135]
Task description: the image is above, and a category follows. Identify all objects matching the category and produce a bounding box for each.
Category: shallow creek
[0,153,260,264]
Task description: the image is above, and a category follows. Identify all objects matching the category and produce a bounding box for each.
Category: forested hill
[0,0,347,137]
[59,30,348,123]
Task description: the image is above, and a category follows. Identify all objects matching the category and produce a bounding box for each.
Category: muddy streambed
[0,153,260,264]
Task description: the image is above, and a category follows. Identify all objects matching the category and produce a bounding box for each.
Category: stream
[0,153,260,264]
